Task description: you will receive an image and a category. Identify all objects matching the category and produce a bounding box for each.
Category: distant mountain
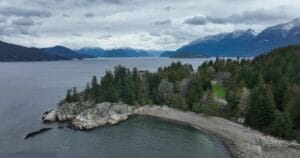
[175,18,300,57]
[76,47,155,57]
[160,51,177,57]
[0,41,68,62]
[103,48,154,57]
[42,46,92,59]
[146,50,164,57]
[76,47,106,57]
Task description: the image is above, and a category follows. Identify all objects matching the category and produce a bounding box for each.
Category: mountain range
[1,18,300,61]
[170,18,300,57]
[0,41,67,61]
[42,46,92,59]
[77,47,155,57]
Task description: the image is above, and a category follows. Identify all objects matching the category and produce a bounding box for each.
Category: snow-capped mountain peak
[190,29,256,45]
[268,18,300,32]
[281,18,300,31]
[231,29,256,38]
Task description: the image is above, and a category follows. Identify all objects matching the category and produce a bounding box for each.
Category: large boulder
[72,102,134,130]
[42,102,135,130]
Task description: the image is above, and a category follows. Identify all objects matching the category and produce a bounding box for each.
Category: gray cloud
[185,8,289,25]
[72,33,82,37]
[154,19,171,25]
[165,6,175,11]
[84,12,95,18]
[12,18,34,26]
[207,9,288,24]
[0,7,51,18]
[184,16,206,25]
[0,16,6,23]
[102,0,123,4]
[99,34,112,38]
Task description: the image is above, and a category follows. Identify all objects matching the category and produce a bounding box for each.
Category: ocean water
[0,58,231,158]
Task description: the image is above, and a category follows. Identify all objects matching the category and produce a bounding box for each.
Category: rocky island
[43,102,136,130]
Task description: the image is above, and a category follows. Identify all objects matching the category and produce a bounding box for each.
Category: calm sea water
[0,58,231,158]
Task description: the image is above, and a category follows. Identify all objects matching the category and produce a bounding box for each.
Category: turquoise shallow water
[0,58,231,158]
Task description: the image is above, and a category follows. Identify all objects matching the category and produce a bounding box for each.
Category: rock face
[42,102,135,130]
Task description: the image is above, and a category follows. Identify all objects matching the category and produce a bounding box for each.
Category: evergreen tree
[226,80,240,116]
[284,85,300,129]
[186,75,203,107]
[268,112,293,139]
[65,89,72,102]
[101,71,118,102]
[83,82,90,101]
[192,102,202,113]
[72,87,79,102]
[91,75,98,89]
[90,75,100,100]
[245,83,277,130]
[170,94,189,111]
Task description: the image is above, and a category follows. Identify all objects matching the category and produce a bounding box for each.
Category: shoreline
[135,114,235,158]
[42,103,300,158]
[136,105,300,158]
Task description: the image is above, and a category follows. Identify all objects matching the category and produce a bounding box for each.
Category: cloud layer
[0,0,299,50]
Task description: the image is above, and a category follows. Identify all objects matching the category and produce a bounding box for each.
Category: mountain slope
[0,41,68,61]
[175,18,300,57]
[42,46,92,59]
[160,51,177,57]
[76,47,155,57]
[76,48,106,57]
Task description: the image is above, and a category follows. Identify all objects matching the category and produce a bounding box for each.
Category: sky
[0,0,299,50]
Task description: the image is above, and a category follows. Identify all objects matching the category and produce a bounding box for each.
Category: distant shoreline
[137,105,300,158]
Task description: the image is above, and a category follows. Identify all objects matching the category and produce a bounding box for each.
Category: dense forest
[63,45,300,140]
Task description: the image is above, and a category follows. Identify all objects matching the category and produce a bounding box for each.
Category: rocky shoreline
[42,102,300,158]
[137,105,300,158]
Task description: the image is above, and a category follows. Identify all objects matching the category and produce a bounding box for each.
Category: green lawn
[212,83,226,99]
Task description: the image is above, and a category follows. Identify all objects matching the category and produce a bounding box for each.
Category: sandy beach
[137,105,300,158]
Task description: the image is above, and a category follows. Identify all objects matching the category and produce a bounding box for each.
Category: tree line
[63,45,300,140]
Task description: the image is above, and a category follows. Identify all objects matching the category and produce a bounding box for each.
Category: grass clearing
[212,82,226,99]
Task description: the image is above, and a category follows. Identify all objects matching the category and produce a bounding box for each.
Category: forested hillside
[0,41,68,61]
[62,45,300,140]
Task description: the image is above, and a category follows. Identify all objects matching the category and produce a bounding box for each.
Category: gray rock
[72,102,134,129]
[43,102,135,130]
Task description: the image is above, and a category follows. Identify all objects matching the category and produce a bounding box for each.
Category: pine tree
[91,75,98,89]
[83,82,90,101]
[245,82,277,130]
[65,89,73,102]
[186,75,203,107]
[268,112,293,139]
[101,71,118,102]
[90,75,100,100]
[72,87,79,102]
[284,85,300,129]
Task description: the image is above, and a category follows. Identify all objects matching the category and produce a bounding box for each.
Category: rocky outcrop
[24,128,53,139]
[42,102,135,130]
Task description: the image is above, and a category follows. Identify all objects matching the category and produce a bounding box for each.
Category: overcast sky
[0,0,299,50]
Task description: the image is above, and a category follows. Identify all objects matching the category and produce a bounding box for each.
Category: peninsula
[43,45,300,158]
